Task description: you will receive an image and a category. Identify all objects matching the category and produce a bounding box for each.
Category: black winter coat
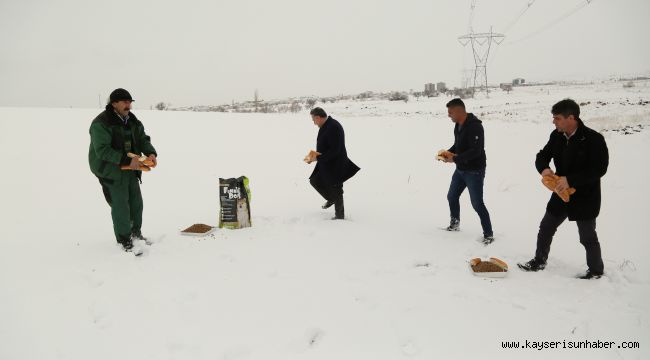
[448,113,487,171]
[310,117,360,185]
[535,120,609,221]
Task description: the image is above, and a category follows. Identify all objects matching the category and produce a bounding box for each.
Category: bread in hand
[541,175,576,202]
[120,164,151,172]
[304,150,321,163]
[127,152,155,167]
[436,149,455,161]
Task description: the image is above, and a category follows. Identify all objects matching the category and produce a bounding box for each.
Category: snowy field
[1,81,649,359]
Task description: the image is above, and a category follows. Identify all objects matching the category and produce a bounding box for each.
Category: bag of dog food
[219,176,252,229]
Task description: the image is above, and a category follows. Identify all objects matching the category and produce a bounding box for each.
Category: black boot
[517,258,546,272]
[332,198,344,220]
[577,269,603,280]
[117,234,134,251]
[446,218,460,231]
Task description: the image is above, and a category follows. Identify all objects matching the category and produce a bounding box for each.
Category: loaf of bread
[470,257,508,273]
[304,150,321,163]
[127,152,155,167]
[120,164,151,171]
[436,149,455,161]
[489,257,509,271]
[542,175,576,202]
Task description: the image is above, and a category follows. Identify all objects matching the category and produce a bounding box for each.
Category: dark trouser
[98,172,143,243]
[535,211,604,273]
[310,175,344,217]
[447,168,493,237]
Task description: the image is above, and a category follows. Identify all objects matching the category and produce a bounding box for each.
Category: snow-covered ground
[1,80,649,359]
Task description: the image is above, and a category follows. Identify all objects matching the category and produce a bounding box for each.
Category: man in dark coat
[306,107,360,220]
[441,98,494,244]
[518,99,609,279]
[89,88,157,252]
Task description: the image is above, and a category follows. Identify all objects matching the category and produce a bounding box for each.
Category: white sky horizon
[1,0,649,109]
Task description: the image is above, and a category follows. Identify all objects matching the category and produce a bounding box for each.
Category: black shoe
[322,201,335,209]
[117,234,134,251]
[482,235,495,245]
[331,215,345,220]
[577,270,603,280]
[517,258,546,272]
[446,218,460,231]
[131,231,152,245]
[121,239,134,251]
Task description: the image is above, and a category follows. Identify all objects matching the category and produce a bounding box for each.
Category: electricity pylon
[458,27,505,96]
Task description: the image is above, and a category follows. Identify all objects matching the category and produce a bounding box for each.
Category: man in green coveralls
[88,88,157,252]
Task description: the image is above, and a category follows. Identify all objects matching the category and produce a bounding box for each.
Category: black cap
[109,88,134,103]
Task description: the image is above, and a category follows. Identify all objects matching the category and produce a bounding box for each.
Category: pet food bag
[219,176,252,229]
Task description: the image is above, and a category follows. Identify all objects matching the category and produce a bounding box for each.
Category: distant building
[512,78,526,86]
[500,83,513,91]
[436,82,447,92]
[424,83,436,95]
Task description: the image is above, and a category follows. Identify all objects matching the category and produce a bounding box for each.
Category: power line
[507,0,595,44]
[502,0,537,34]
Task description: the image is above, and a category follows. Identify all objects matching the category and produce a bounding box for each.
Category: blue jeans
[447,168,493,237]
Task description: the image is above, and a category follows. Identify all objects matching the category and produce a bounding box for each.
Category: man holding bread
[306,107,360,220]
[439,98,494,244]
[518,99,608,279]
[88,88,157,252]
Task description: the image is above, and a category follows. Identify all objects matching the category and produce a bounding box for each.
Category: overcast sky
[1,0,648,108]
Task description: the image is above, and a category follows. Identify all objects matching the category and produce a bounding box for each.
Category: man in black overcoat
[306,107,360,220]
[518,99,609,279]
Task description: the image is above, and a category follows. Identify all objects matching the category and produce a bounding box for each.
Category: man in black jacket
[441,98,494,244]
[518,99,608,279]
[307,107,360,220]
